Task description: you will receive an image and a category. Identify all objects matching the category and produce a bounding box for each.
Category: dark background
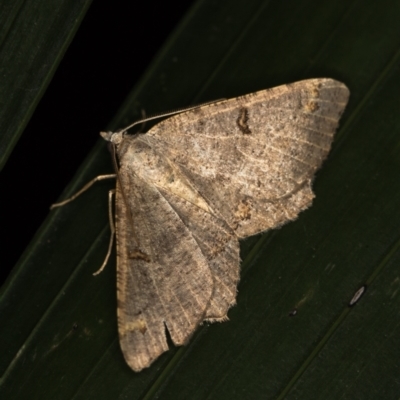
[0,2,194,285]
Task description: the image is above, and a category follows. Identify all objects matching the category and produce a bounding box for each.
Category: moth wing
[157,188,241,321]
[146,78,349,237]
[115,168,214,372]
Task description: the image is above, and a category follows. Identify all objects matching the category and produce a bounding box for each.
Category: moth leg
[50,174,116,209]
[93,189,116,276]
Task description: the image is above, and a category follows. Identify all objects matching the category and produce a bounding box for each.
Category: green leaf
[2,0,400,399]
[0,0,92,170]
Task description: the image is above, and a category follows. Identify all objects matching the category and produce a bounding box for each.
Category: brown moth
[53,78,349,372]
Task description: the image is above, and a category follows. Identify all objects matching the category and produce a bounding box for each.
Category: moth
[52,78,349,371]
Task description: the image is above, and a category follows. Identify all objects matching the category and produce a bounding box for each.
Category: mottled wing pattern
[158,189,240,321]
[115,170,215,371]
[113,78,349,371]
[145,78,349,237]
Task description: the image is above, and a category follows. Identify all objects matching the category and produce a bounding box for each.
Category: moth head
[100,130,124,145]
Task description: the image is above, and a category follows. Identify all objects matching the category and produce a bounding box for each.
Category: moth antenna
[121,99,225,133]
